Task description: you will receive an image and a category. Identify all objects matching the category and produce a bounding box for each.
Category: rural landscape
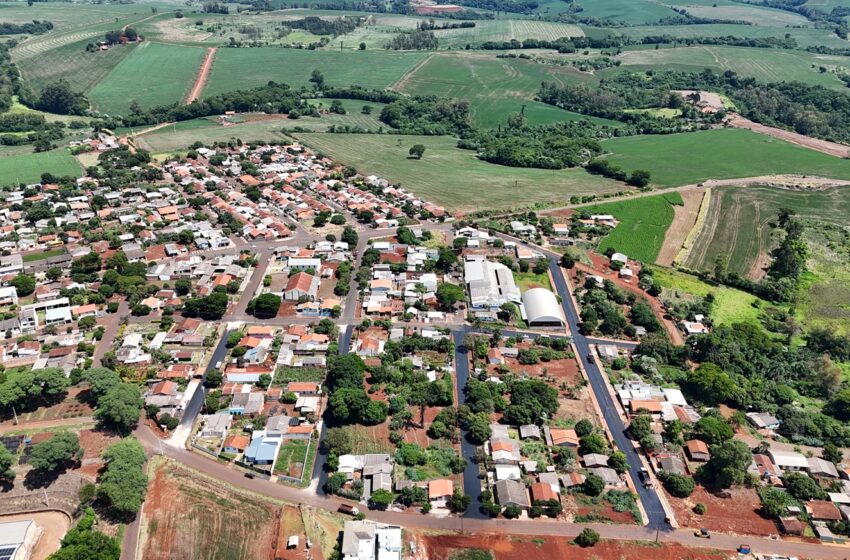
[4,0,850,559]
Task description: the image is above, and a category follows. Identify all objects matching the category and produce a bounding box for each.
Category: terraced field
[293,133,619,210]
[90,42,206,115]
[203,48,427,97]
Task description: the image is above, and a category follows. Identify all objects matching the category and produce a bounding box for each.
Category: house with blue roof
[244,430,282,467]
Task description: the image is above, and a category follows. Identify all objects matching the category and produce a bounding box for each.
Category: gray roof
[494,479,530,508]
[588,466,621,485]
[522,288,566,326]
[341,521,376,556]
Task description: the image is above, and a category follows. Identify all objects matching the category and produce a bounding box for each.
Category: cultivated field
[0,149,81,185]
[572,0,680,24]
[293,133,620,211]
[433,20,584,48]
[601,128,850,187]
[139,459,282,560]
[583,192,684,263]
[203,48,427,97]
[682,4,810,26]
[90,41,207,115]
[612,45,850,89]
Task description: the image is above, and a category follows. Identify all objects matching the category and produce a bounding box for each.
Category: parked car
[694,529,711,539]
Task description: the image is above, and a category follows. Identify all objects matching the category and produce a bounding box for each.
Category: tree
[36,80,88,115]
[363,400,388,425]
[697,440,751,490]
[50,508,120,560]
[78,316,97,331]
[503,504,521,519]
[11,273,35,296]
[608,450,628,474]
[449,489,471,513]
[323,427,353,455]
[760,486,791,518]
[626,169,651,187]
[560,251,577,269]
[687,363,736,406]
[94,383,143,433]
[324,472,347,494]
[84,368,122,403]
[692,416,734,446]
[582,473,605,496]
[783,472,826,501]
[204,369,223,388]
[575,528,600,548]
[660,472,695,497]
[309,69,325,89]
[579,433,607,456]
[0,445,15,481]
[574,418,594,437]
[98,438,148,517]
[369,489,394,509]
[409,144,426,159]
[465,413,491,444]
[436,283,464,310]
[359,41,366,50]
[251,293,281,319]
[159,413,179,431]
[29,431,81,472]
[824,442,843,464]
[826,388,850,421]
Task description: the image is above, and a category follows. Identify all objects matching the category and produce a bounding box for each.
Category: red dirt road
[727,113,850,158]
[185,47,216,104]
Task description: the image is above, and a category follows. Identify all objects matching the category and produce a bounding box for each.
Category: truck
[338,504,359,516]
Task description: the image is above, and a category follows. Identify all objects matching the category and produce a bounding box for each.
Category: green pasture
[0,149,81,185]
[292,133,620,211]
[433,20,584,48]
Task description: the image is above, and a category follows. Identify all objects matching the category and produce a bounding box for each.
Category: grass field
[649,266,770,326]
[601,129,850,187]
[136,117,290,152]
[610,46,850,90]
[203,48,427,98]
[0,149,81,185]
[583,192,684,263]
[573,0,681,24]
[681,4,810,25]
[515,269,553,292]
[293,133,619,211]
[394,52,604,128]
[594,23,850,49]
[433,20,584,48]
[90,41,206,115]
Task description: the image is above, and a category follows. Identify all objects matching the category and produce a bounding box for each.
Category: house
[808,457,839,478]
[746,412,780,431]
[223,434,249,454]
[769,449,808,473]
[807,500,843,521]
[0,286,17,306]
[286,381,321,396]
[779,516,806,536]
[200,413,232,438]
[657,455,686,476]
[284,272,320,301]
[530,481,559,504]
[519,425,541,440]
[340,521,402,560]
[244,431,282,466]
[548,428,579,448]
[428,479,453,508]
[229,391,265,416]
[490,438,521,464]
[582,453,609,469]
[494,479,530,509]
[588,467,621,486]
[681,321,709,335]
[144,380,185,419]
[685,439,710,462]
[749,454,782,485]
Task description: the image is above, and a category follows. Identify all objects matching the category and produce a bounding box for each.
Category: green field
[0,149,81,185]
[515,269,553,292]
[610,46,850,90]
[395,52,608,128]
[293,133,619,211]
[433,20,584,48]
[649,266,770,327]
[681,4,810,25]
[573,0,681,24]
[583,192,683,263]
[90,42,206,115]
[203,48,427,98]
[601,129,850,187]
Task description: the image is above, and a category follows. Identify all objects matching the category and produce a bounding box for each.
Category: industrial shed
[521,288,566,328]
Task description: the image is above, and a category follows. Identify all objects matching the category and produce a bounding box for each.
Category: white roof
[768,449,809,469]
[0,519,32,547]
[521,288,566,326]
[494,464,522,481]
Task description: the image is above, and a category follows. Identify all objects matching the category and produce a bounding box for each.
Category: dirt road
[727,113,850,158]
[185,47,216,104]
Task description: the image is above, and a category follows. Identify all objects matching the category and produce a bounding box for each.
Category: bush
[660,472,695,498]
[693,503,707,515]
[582,473,605,496]
[503,504,521,519]
[575,528,600,547]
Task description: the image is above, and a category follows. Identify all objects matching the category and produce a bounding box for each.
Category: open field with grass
[515,269,553,292]
[433,20,584,48]
[0,149,81,185]
[293,133,619,211]
[601,129,850,187]
[135,116,289,152]
[649,266,770,326]
[583,192,683,262]
[573,0,681,24]
[90,41,206,115]
[611,45,850,89]
[394,52,604,128]
[204,48,426,97]
[681,4,810,25]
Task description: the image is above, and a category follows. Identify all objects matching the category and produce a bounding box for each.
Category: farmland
[570,0,681,24]
[90,42,206,115]
[601,129,850,187]
[203,48,427,97]
[0,149,81,185]
[293,133,619,211]
[433,20,584,49]
[582,192,684,263]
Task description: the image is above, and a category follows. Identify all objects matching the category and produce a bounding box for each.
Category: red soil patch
[421,533,722,560]
[78,429,120,460]
[185,47,216,104]
[277,301,298,317]
[667,485,778,536]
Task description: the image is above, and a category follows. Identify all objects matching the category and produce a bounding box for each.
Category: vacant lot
[140,459,281,560]
[601,129,850,187]
[666,484,777,536]
[582,192,683,263]
[294,133,619,211]
[90,41,206,115]
[0,149,81,185]
[204,48,426,97]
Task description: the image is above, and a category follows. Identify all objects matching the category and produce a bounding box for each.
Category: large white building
[341,521,401,560]
[464,255,521,310]
[521,288,566,328]
[0,520,40,560]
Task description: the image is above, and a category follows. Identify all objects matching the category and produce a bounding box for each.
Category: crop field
[572,0,681,24]
[0,1,148,30]
[601,129,850,187]
[0,149,81,185]
[583,192,683,263]
[681,4,810,25]
[611,46,850,89]
[90,42,206,115]
[433,20,584,48]
[140,459,281,560]
[203,48,427,97]
[293,133,619,211]
[394,52,596,127]
[135,116,290,153]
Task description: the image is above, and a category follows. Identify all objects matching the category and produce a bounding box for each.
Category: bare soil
[185,47,216,104]
[666,485,778,536]
[656,189,705,267]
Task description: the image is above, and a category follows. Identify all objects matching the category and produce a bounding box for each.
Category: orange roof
[240,174,260,186]
[223,435,250,451]
[429,479,453,499]
[530,481,558,503]
[288,425,313,435]
[285,272,317,293]
[550,428,578,447]
[71,304,97,316]
[238,336,263,349]
[630,400,663,413]
[491,440,514,453]
[287,382,320,393]
[151,380,175,395]
[246,326,275,337]
[686,439,709,455]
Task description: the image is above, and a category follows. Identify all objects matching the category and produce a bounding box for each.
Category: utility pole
[12,406,17,425]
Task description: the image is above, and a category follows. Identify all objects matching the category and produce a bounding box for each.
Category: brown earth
[656,189,705,267]
[185,47,216,104]
[666,485,778,536]
[419,533,727,560]
[0,387,93,428]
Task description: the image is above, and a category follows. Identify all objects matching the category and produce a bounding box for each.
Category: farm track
[727,113,850,158]
[656,189,704,266]
[185,47,217,104]
[390,52,434,91]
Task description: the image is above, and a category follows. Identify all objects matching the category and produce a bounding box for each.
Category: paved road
[452,328,487,519]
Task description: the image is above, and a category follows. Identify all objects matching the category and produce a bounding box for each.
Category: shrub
[575,528,600,547]
[693,503,707,515]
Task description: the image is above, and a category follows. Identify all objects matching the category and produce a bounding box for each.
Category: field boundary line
[185,47,217,104]
[390,52,434,92]
[674,188,711,266]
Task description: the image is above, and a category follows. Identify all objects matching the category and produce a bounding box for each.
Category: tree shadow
[23,467,65,490]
